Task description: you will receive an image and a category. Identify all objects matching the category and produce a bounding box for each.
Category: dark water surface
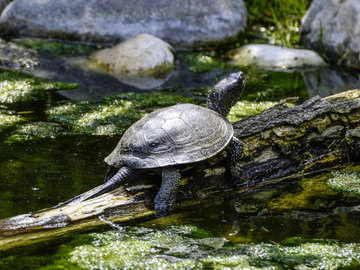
[1,47,360,268]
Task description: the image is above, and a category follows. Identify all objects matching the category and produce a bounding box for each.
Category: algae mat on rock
[326,170,360,196]
[0,113,21,133]
[0,69,77,104]
[1,225,359,269]
[5,91,277,142]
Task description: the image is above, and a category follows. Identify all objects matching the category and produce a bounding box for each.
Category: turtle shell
[104,103,233,169]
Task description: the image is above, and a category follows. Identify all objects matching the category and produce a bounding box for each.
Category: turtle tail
[55,167,136,208]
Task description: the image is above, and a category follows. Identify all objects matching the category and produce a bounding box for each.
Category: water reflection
[303,67,360,97]
[144,173,360,243]
[0,137,116,218]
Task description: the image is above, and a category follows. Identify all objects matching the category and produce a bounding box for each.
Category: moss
[14,38,98,57]
[45,92,276,137]
[6,122,64,143]
[149,62,174,78]
[0,69,78,104]
[4,90,282,142]
[0,113,22,133]
[228,100,277,122]
[179,52,236,73]
[46,92,201,136]
[2,225,360,269]
[326,171,360,196]
[266,174,339,211]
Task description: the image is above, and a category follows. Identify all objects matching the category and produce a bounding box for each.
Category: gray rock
[230,44,326,70]
[90,34,174,89]
[0,0,247,48]
[301,0,360,68]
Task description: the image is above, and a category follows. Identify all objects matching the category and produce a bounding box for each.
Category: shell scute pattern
[105,103,233,169]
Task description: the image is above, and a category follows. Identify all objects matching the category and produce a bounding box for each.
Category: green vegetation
[6,122,64,142]
[243,0,310,47]
[228,100,276,122]
[0,113,22,133]
[14,38,98,57]
[326,170,360,196]
[2,90,279,142]
[178,52,236,73]
[267,174,339,211]
[46,92,202,137]
[0,69,78,104]
[1,225,360,269]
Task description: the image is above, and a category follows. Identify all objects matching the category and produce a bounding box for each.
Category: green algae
[228,100,277,122]
[179,52,236,73]
[1,225,360,270]
[6,122,64,142]
[14,38,98,57]
[4,90,281,142]
[0,69,78,104]
[326,170,360,196]
[243,68,309,102]
[42,93,273,138]
[46,92,202,137]
[266,173,339,211]
[0,113,21,133]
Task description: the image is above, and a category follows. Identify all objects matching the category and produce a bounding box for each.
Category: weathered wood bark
[1,89,360,251]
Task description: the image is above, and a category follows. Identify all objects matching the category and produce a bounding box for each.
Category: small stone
[230,44,326,69]
[91,34,174,89]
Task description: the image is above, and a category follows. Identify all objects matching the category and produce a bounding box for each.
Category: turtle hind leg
[103,166,119,183]
[154,167,181,217]
[55,167,137,208]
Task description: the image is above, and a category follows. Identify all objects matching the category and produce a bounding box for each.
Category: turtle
[61,71,245,216]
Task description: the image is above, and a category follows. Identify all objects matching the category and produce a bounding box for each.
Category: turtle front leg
[154,167,181,217]
[227,136,243,181]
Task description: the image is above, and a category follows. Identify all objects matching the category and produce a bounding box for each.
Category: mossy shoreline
[1,225,359,269]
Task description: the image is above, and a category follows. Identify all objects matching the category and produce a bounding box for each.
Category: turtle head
[206,71,245,117]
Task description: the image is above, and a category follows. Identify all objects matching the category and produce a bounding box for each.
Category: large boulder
[0,0,247,48]
[301,0,360,68]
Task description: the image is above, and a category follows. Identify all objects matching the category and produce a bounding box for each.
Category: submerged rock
[0,38,38,69]
[230,44,326,70]
[301,0,360,68]
[0,0,247,48]
[91,34,174,89]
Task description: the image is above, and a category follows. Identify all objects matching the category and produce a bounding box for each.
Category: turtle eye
[149,140,160,148]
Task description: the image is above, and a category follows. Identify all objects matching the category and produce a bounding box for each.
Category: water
[1,40,360,268]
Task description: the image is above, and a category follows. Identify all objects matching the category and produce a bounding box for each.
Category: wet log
[1,89,360,251]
